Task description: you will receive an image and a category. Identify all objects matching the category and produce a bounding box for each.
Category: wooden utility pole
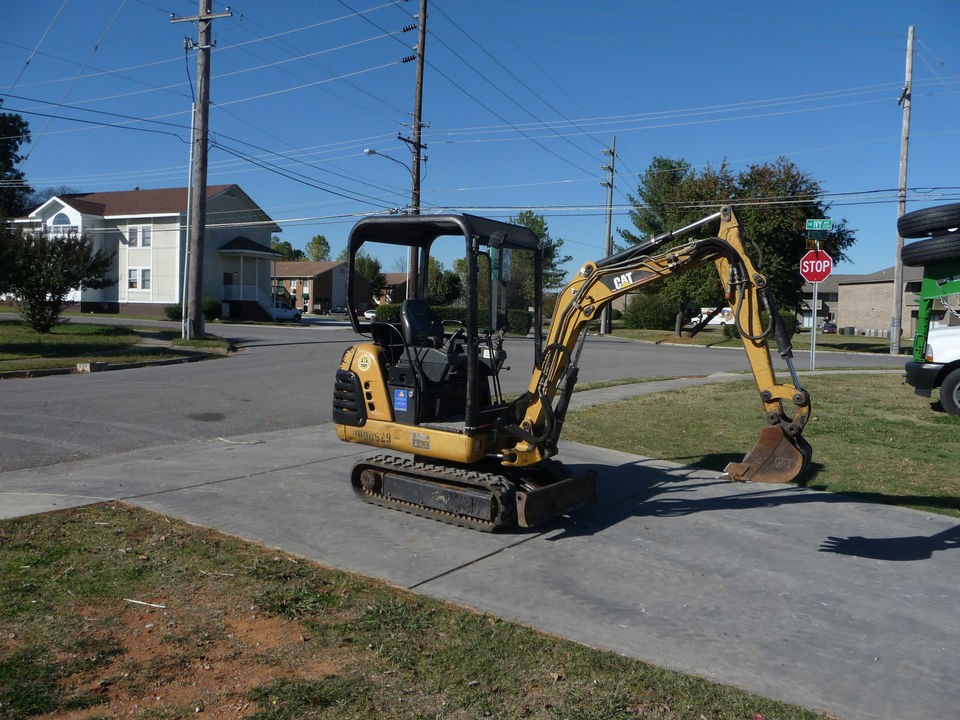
[172,1,231,339]
[599,138,616,335]
[890,25,914,355]
[399,0,427,299]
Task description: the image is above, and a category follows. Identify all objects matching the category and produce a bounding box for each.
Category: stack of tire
[899,202,960,265]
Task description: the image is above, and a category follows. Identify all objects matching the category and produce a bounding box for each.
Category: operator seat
[400,298,444,349]
[397,298,468,421]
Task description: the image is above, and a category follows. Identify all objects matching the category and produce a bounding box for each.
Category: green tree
[509,210,573,291]
[349,250,386,299]
[619,157,734,332]
[427,256,463,305]
[0,109,33,217]
[621,156,856,329]
[305,234,330,261]
[271,236,305,261]
[730,157,855,311]
[1,227,115,332]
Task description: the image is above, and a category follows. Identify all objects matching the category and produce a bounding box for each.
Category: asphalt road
[0,316,905,472]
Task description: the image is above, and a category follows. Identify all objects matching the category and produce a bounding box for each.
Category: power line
[22,0,130,164]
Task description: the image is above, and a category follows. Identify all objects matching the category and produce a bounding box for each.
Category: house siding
[18,185,278,319]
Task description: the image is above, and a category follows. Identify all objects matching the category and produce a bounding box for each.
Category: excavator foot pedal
[516,470,597,528]
[724,426,812,484]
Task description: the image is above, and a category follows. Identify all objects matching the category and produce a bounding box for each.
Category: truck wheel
[940,368,960,416]
[897,202,960,238]
[900,232,960,266]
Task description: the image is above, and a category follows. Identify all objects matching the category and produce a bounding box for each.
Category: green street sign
[805,218,833,231]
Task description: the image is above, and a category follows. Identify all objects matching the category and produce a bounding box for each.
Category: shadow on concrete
[819,524,960,561]
[545,458,848,540]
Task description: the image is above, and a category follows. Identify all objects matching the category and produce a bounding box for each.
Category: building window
[50,212,77,236]
[128,224,152,247]
[128,268,150,290]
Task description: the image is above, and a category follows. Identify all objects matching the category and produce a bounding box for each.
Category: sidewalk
[0,381,956,720]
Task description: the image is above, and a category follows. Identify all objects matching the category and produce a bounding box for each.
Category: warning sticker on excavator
[357,353,372,372]
[394,388,408,411]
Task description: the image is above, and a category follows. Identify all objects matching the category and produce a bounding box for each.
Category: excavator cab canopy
[345,213,544,353]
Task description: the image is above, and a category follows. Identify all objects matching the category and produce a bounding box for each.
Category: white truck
[898,202,960,415]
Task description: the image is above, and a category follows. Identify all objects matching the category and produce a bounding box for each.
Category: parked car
[363,308,378,320]
[329,306,347,315]
[269,302,301,323]
[821,320,837,334]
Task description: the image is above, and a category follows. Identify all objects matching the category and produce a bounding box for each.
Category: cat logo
[613,271,634,290]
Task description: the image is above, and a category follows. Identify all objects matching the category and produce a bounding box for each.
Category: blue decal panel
[394,388,408,412]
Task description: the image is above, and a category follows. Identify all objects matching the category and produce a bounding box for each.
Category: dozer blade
[516,470,597,528]
[723,426,812,484]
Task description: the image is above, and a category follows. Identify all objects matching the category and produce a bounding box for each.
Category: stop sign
[800,249,833,283]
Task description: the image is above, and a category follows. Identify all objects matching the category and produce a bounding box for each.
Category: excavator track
[350,454,597,531]
[351,454,518,532]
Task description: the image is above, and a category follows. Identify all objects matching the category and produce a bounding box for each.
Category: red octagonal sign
[800,249,833,283]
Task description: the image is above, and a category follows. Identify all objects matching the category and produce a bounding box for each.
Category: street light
[363,148,412,181]
[364,147,418,300]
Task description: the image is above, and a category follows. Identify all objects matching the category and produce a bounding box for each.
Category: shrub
[778,310,799,338]
[201,296,220,321]
[722,322,740,340]
[623,292,674,330]
[164,304,181,321]
[505,309,532,336]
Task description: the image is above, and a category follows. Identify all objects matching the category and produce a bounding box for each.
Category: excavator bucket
[723,426,812,484]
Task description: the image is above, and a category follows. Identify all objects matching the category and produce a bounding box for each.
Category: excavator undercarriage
[332,208,811,531]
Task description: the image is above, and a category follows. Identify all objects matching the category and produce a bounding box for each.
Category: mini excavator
[332,206,812,531]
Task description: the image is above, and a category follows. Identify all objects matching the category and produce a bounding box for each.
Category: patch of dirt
[38,596,342,719]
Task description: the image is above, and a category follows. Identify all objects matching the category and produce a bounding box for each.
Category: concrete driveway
[1,389,957,720]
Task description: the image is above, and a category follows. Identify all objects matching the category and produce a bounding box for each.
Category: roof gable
[53,184,236,217]
[219,236,277,255]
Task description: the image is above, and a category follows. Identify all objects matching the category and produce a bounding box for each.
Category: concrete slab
[1,422,957,720]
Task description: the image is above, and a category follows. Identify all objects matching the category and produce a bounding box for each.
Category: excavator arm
[501,205,812,484]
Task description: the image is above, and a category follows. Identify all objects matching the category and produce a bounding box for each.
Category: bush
[623,292,674,330]
[722,322,740,340]
[778,310,799,338]
[505,309,532,336]
[201,296,220,321]
[165,300,219,322]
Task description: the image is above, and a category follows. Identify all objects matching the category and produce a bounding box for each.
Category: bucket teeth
[724,426,812,484]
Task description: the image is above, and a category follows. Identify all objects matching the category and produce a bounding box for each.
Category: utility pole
[599,137,616,335]
[890,24,914,355]
[172,1,232,339]
[399,0,427,299]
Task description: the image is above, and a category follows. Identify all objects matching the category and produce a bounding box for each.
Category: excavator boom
[501,206,812,483]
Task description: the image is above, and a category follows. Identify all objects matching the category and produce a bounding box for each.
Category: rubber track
[351,454,517,532]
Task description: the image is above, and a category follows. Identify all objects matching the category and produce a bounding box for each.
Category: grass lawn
[564,372,960,518]
[609,326,909,354]
[0,320,228,373]
[0,503,827,720]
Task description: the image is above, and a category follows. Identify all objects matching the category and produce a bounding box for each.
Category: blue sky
[2,0,958,278]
